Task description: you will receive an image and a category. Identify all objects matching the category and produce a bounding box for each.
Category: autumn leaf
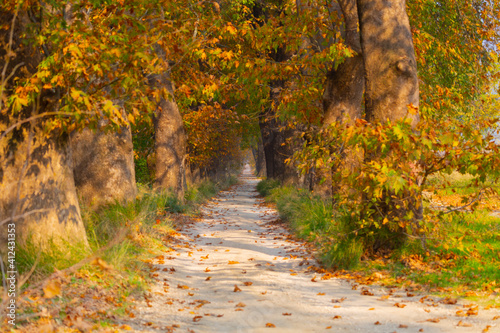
[457,321,472,327]
[228,261,239,264]
[282,313,292,316]
[234,285,242,292]
[43,280,62,298]
[426,318,441,323]
[265,323,276,328]
[91,257,113,270]
[243,281,253,286]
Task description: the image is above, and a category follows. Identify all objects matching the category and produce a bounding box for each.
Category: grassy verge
[3,175,238,331]
[257,178,500,303]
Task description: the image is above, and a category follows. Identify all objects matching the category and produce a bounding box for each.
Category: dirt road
[127,165,499,333]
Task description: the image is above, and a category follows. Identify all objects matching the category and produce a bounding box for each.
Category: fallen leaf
[317,292,325,296]
[333,315,342,319]
[282,313,292,316]
[441,297,458,305]
[234,285,242,292]
[193,316,203,322]
[228,261,239,264]
[236,302,246,307]
[205,277,211,281]
[243,281,253,286]
[457,321,472,327]
[394,303,407,308]
[399,324,408,328]
[369,308,375,311]
[74,318,93,332]
[91,257,113,270]
[43,280,62,298]
[374,321,382,325]
[426,318,440,323]
[326,326,332,329]
[266,323,276,328]
[483,325,491,332]
[177,284,190,289]
[466,306,478,316]
[332,297,346,303]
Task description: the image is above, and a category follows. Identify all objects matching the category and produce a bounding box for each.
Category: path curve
[128,165,499,333]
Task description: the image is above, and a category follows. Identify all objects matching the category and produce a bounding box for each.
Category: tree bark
[0,8,88,249]
[1,128,88,249]
[150,72,187,196]
[319,0,364,199]
[323,0,364,126]
[259,77,298,184]
[356,0,419,125]
[253,134,266,177]
[71,120,137,208]
[357,0,421,249]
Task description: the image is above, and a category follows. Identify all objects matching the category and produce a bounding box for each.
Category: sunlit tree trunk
[357,0,421,249]
[149,69,187,196]
[0,8,87,249]
[71,119,137,208]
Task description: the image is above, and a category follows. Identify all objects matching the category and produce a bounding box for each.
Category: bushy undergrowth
[258,177,500,296]
[257,179,363,269]
[256,178,280,197]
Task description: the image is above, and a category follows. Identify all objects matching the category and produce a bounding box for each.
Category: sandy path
[128,165,499,333]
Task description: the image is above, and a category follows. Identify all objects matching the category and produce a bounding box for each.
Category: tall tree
[357,0,419,125]
[0,5,88,248]
[356,0,421,248]
[150,69,187,196]
[71,118,137,208]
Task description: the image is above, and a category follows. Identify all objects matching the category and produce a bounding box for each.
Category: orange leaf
[43,280,61,299]
[234,285,242,292]
[265,323,276,328]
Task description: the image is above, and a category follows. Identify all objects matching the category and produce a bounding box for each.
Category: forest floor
[122,165,499,333]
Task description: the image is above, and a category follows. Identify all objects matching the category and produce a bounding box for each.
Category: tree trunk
[320,0,365,199]
[150,72,187,196]
[0,8,87,250]
[356,0,419,125]
[0,128,88,249]
[71,121,137,208]
[259,79,297,184]
[357,0,421,249]
[253,134,266,177]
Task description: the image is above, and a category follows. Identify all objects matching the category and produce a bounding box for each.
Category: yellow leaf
[91,257,113,270]
[43,280,61,298]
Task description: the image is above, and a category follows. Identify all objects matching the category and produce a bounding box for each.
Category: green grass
[6,174,240,329]
[258,179,363,269]
[258,178,500,298]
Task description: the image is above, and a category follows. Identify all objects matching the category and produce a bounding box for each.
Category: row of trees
[1,0,499,254]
